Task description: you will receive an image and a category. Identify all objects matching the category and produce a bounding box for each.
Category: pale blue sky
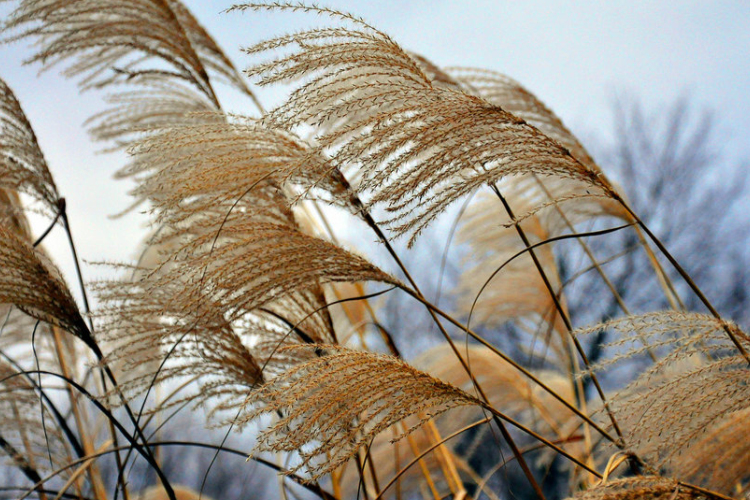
[0,1,748,294]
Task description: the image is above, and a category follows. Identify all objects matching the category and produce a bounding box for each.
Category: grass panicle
[0,2,747,500]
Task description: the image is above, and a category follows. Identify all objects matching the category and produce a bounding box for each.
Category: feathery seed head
[0,223,91,348]
[241,344,482,480]
[0,78,60,213]
[235,2,613,245]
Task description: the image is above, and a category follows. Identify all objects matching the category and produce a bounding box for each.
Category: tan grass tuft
[577,311,750,471]
[447,67,599,172]
[454,191,569,362]
[671,407,750,495]
[446,66,630,225]
[241,344,482,481]
[142,217,397,323]
[570,477,705,500]
[340,342,582,499]
[0,188,33,241]
[96,283,265,415]
[123,114,344,218]
[4,0,260,149]
[0,77,60,213]
[233,2,610,245]
[0,223,90,348]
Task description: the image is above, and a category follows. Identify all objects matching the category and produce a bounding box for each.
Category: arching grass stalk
[614,195,750,364]
[346,185,547,500]
[491,185,625,444]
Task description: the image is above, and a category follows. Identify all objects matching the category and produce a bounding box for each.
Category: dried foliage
[0,77,59,212]
[3,0,260,149]
[578,312,750,472]
[671,407,750,495]
[233,2,613,245]
[0,188,32,242]
[122,114,343,217]
[447,68,597,171]
[569,477,705,500]
[339,342,583,499]
[417,343,578,441]
[96,168,394,415]
[0,223,90,348]
[0,360,73,479]
[1,2,748,500]
[134,216,395,323]
[241,344,481,480]
[96,281,264,411]
[455,191,570,361]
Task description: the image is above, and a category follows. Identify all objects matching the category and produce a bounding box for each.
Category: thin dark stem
[491,185,625,444]
[616,197,750,364]
[101,369,128,500]
[480,404,602,478]
[369,227,546,500]
[32,211,61,248]
[0,432,47,499]
[58,199,93,333]
[355,447,372,500]
[399,286,616,442]
[364,438,382,499]
[11,439,336,500]
[338,176,546,500]
[55,197,171,499]
[31,321,54,469]
[0,348,85,458]
[466,222,635,332]
[373,418,491,500]
[0,369,175,500]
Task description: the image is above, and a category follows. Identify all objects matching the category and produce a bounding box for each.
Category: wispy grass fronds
[123,114,343,217]
[241,344,481,480]
[0,188,32,242]
[417,343,578,438]
[0,223,91,349]
[454,192,569,359]
[3,2,746,498]
[447,68,598,171]
[347,343,586,495]
[671,407,750,495]
[233,2,611,245]
[0,360,73,480]
[0,306,64,372]
[96,280,265,413]
[570,477,705,500]
[446,67,630,226]
[3,0,244,98]
[97,208,394,414]
[142,217,397,323]
[577,311,746,374]
[3,0,260,149]
[577,311,750,470]
[0,78,59,213]
[88,83,219,150]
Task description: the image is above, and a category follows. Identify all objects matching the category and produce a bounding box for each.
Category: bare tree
[564,97,750,330]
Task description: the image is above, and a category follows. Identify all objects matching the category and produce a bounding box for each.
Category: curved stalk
[492,185,625,444]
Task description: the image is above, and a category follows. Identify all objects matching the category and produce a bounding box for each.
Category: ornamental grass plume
[0,2,748,500]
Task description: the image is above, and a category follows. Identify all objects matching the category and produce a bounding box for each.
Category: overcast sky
[1,1,749,298]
